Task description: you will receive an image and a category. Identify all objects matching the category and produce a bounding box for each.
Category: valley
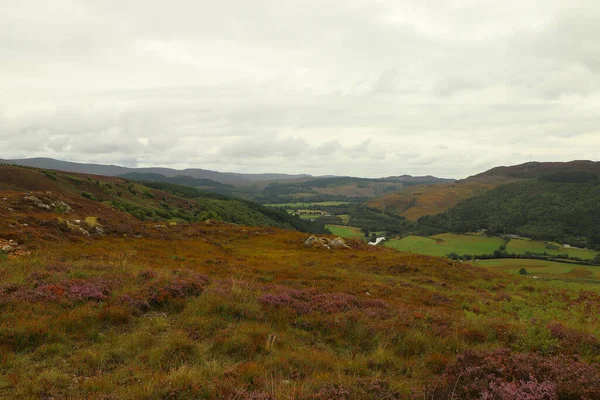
[1,160,600,398]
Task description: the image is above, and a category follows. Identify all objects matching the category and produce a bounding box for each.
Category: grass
[506,238,598,260]
[385,233,504,257]
[4,166,600,398]
[325,224,364,238]
[476,258,600,280]
[267,201,350,208]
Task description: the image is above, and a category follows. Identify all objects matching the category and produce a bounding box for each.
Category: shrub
[258,287,390,317]
[81,191,97,201]
[425,348,600,400]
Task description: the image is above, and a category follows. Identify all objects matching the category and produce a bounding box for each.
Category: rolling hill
[419,175,600,248]
[2,158,311,186]
[367,181,498,221]
[2,161,600,398]
[369,160,600,221]
[465,160,600,181]
[0,164,328,244]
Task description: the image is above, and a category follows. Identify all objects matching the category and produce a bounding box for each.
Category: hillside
[465,160,600,181]
[2,164,600,398]
[367,181,498,221]
[0,165,327,240]
[3,158,311,186]
[262,175,453,204]
[368,160,600,221]
[419,177,600,248]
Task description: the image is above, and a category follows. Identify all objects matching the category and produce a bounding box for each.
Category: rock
[79,227,90,236]
[329,237,350,249]
[304,235,318,246]
[304,235,348,250]
[24,195,51,210]
[1,245,14,254]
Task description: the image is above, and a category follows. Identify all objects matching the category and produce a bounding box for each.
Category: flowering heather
[121,272,210,310]
[258,287,390,316]
[68,279,111,301]
[137,269,157,281]
[426,348,600,400]
[9,277,120,302]
[547,321,600,354]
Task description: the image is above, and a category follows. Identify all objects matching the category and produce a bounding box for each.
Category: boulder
[329,237,350,249]
[1,245,14,254]
[304,235,349,250]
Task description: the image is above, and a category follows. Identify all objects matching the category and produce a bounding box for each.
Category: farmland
[267,201,350,208]
[385,234,599,262]
[384,233,504,257]
[325,224,364,238]
[506,238,598,260]
[476,259,600,282]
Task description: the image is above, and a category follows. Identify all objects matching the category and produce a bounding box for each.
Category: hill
[419,177,600,248]
[368,160,600,221]
[0,164,328,240]
[262,175,453,204]
[367,181,498,221]
[2,157,312,186]
[465,160,600,181]
[2,163,600,398]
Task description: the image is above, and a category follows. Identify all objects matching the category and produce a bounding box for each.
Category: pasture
[326,224,364,238]
[506,238,598,260]
[385,233,504,257]
[476,258,600,281]
[267,201,350,208]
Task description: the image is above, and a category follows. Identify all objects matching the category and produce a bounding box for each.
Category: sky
[1,0,599,179]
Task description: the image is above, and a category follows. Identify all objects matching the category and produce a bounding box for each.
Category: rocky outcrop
[304,235,350,250]
[0,239,28,258]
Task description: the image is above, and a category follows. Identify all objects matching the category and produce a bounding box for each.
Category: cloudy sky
[1,0,599,178]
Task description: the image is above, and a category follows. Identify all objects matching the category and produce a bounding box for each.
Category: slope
[419,176,600,248]
[2,205,600,397]
[3,157,311,185]
[367,181,497,221]
[0,164,327,243]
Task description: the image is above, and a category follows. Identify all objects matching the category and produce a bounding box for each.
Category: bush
[81,191,97,201]
[425,348,600,399]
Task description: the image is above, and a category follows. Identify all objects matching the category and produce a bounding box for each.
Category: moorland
[2,160,600,399]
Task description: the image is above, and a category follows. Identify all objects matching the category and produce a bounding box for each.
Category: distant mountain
[2,158,312,186]
[464,160,600,182]
[384,175,455,185]
[261,175,454,204]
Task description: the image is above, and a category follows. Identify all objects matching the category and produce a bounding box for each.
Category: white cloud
[0,0,599,178]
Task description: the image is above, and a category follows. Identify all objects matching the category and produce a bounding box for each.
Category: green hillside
[419,177,600,248]
[0,165,328,234]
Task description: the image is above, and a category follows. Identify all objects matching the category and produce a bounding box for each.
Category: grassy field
[268,201,349,208]
[385,233,504,257]
[325,224,364,238]
[476,258,600,281]
[506,238,598,260]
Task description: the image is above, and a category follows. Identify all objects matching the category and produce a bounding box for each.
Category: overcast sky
[1,0,599,178]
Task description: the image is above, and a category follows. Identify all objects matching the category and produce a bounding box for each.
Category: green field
[506,238,598,260]
[385,234,504,257]
[268,201,350,208]
[326,224,364,238]
[476,258,600,281]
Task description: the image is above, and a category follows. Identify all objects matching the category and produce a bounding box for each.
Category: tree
[519,268,528,276]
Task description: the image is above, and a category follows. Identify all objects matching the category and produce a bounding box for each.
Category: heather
[1,223,600,399]
[1,165,600,398]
